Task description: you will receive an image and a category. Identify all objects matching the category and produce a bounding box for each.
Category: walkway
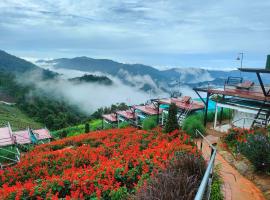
[198,135,266,200]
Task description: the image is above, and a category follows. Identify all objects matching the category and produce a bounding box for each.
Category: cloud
[0,0,270,68]
[18,70,155,114]
[18,64,168,114]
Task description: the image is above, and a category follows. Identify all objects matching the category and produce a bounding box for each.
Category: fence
[194,129,217,200]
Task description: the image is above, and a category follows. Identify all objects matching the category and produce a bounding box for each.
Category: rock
[235,161,249,175]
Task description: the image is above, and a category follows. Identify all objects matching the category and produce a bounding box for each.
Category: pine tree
[85,123,90,133]
[164,103,179,133]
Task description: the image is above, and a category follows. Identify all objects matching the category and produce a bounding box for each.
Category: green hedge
[182,115,205,138]
[142,116,158,130]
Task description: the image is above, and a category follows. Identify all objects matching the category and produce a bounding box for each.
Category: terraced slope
[0,103,42,131]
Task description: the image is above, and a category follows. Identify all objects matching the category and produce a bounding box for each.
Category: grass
[52,119,103,138]
[0,103,42,131]
[210,166,224,200]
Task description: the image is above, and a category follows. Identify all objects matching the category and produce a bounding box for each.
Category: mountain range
[37,56,258,93]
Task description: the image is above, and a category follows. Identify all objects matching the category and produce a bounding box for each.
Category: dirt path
[198,136,266,200]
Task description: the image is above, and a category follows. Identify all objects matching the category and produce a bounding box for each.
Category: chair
[236,81,254,90]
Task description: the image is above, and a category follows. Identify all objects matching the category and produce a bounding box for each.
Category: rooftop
[116,110,135,119]
[102,113,117,122]
[195,87,270,102]
[157,97,205,111]
[134,104,162,115]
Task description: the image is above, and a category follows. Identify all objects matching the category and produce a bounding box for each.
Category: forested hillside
[0,50,88,130]
[69,74,113,85]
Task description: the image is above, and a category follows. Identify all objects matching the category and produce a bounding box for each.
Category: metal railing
[194,129,217,200]
[232,117,267,129]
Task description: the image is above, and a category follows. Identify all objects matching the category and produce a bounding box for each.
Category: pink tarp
[0,127,14,146]
[116,110,135,119]
[102,114,118,122]
[33,129,52,140]
[13,130,31,144]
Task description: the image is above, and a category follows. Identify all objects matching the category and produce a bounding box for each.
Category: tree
[85,123,90,133]
[164,103,179,133]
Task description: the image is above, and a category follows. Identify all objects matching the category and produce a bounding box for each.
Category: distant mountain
[37,56,166,82]
[0,50,57,79]
[69,74,113,85]
[37,56,259,93]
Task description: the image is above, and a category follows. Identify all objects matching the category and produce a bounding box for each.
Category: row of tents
[0,123,52,168]
[102,96,205,128]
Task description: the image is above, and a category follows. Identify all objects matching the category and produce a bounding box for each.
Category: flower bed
[0,127,201,199]
[223,128,270,173]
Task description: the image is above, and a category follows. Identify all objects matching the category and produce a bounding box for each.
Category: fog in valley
[18,62,197,115]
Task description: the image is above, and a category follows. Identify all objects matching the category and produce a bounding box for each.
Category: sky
[0,0,270,70]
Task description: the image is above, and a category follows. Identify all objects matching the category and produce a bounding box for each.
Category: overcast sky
[0,0,270,69]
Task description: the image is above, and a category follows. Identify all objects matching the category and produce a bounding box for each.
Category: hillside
[0,51,88,130]
[0,103,42,130]
[0,50,56,79]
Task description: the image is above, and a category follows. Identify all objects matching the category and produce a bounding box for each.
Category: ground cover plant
[223,128,270,173]
[0,127,203,199]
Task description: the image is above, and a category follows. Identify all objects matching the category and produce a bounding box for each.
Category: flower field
[0,127,200,199]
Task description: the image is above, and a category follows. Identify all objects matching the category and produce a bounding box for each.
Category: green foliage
[142,116,157,130]
[210,172,224,200]
[85,123,90,133]
[164,103,179,133]
[192,109,232,123]
[182,115,205,138]
[110,187,129,200]
[59,131,67,138]
[91,103,129,119]
[239,134,270,172]
[52,119,102,138]
[118,121,130,129]
[69,74,113,85]
[0,70,87,131]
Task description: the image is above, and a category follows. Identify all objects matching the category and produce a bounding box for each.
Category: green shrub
[239,134,270,172]
[110,187,128,200]
[164,103,179,133]
[193,109,232,123]
[210,172,223,200]
[182,115,205,138]
[119,121,130,129]
[142,116,157,130]
[84,123,90,133]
